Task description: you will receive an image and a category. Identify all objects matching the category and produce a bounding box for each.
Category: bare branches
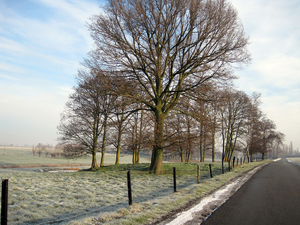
[88,0,250,116]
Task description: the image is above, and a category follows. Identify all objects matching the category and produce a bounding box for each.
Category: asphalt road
[201,158,300,225]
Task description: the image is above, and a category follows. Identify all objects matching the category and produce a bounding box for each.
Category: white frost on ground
[165,159,281,225]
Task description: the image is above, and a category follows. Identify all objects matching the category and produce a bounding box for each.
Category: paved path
[201,158,300,225]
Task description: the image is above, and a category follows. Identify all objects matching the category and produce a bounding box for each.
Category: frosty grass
[0,161,272,224]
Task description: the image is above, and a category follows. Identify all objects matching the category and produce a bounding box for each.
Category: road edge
[151,160,276,225]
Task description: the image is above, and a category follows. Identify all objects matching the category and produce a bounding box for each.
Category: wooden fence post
[209,164,213,178]
[127,171,132,205]
[1,179,8,225]
[197,165,200,184]
[173,167,177,192]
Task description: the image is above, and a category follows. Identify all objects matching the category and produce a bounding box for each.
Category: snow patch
[48,170,79,173]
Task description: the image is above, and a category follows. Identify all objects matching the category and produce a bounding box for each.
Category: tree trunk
[180,146,184,162]
[212,130,215,162]
[246,123,251,163]
[136,108,143,164]
[199,124,204,162]
[149,110,165,174]
[132,147,137,164]
[136,146,141,164]
[186,151,191,162]
[100,113,108,167]
[202,137,206,162]
[91,148,99,170]
[115,125,122,165]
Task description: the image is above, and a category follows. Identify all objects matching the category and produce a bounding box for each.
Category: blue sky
[0,0,299,151]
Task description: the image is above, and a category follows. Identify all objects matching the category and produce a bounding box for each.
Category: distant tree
[289,142,294,156]
[248,116,276,160]
[111,96,133,165]
[122,106,154,164]
[219,89,250,162]
[245,92,262,161]
[44,144,52,158]
[270,131,284,159]
[54,144,63,158]
[32,145,36,156]
[37,143,43,157]
[88,0,250,174]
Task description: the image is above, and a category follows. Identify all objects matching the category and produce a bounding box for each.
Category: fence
[1,159,249,224]
[124,158,248,206]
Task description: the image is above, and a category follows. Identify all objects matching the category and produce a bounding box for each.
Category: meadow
[1,147,271,224]
[0,146,150,168]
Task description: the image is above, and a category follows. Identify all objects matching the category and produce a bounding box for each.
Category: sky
[0,0,299,150]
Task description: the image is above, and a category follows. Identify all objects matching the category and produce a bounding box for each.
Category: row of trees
[32,143,76,158]
[57,68,285,170]
[57,0,283,173]
[32,143,57,157]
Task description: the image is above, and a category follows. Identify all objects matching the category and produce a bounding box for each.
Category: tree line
[57,0,284,173]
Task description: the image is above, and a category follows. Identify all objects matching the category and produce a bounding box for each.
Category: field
[0,147,271,224]
[0,146,150,168]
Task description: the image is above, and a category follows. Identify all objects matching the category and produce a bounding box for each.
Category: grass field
[0,146,150,168]
[0,147,271,224]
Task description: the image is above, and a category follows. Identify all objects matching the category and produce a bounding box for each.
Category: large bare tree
[88,0,250,174]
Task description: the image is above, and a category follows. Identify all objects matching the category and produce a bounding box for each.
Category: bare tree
[32,145,36,156]
[110,96,133,164]
[57,70,116,170]
[260,117,276,160]
[88,0,250,174]
[122,106,154,164]
[37,143,43,157]
[244,92,262,161]
[219,89,250,162]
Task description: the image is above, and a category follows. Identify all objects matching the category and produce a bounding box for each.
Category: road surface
[201,158,300,225]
